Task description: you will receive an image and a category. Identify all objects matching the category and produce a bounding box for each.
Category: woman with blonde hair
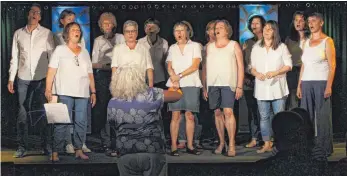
[108,67,182,176]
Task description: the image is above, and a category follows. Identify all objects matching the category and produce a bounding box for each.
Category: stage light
[200,4,204,8]
[129,5,133,10]
[155,4,159,9]
[122,5,126,9]
[191,4,196,9]
[44,6,48,10]
[209,4,214,8]
[226,4,231,8]
[306,3,310,7]
[147,4,151,9]
[134,5,139,9]
[99,6,104,10]
[182,4,187,9]
[173,4,177,9]
[218,4,223,9]
[114,5,118,9]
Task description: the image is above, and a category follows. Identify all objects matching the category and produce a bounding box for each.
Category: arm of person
[8,31,19,93]
[324,37,336,98]
[145,48,154,87]
[89,73,97,107]
[163,90,182,103]
[234,42,245,100]
[111,45,120,75]
[265,44,292,79]
[45,67,57,101]
[179,43,202,78]
[92,39,102,69]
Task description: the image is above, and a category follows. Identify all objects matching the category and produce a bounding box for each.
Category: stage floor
[1,139,346,165]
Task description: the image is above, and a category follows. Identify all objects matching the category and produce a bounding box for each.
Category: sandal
[224,146,236,157]
[170,150,180,156]
[212,144,226,155]
[186,147,201,155]
[244,140,257,148]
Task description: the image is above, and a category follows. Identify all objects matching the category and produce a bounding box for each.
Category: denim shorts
[168,87,200,112]
[208,86,235,109]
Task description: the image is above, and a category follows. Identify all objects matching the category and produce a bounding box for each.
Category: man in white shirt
[111,20,154,87]
[92,12,125,156]
[138,18,168,88]
[7,3,55,158]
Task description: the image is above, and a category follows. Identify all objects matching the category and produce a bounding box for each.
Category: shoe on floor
[66,144,75,154]
[82,143,91,153]
[13,147,27,158]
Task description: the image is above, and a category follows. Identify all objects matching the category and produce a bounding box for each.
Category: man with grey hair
[111,20,154,87]
[92,12,125,156]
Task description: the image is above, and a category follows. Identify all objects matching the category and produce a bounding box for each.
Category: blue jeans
[17,78,50,149]
[257,96,287,141]
[53,95,89,151]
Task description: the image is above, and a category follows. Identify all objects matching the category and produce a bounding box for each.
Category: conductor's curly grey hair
[110,67,147,100]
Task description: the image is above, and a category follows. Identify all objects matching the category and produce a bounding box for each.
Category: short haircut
[144,18,160,28]
[247,15,266,32]
[62,22,83,43]
[98,12,117,30]
[29,3,42,16]
[59,9,76,28]
[123,20,138,32]
[173,21,193,39]
[215,19,233,39]
[308,12,324,22]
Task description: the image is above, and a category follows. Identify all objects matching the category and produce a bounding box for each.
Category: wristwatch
[178,73,183,78]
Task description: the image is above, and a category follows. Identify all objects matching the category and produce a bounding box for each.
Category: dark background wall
[1,1,347,138]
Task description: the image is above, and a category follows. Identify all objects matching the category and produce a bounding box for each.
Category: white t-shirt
[251,42,292,100]
[165,40,202,88]
[111,42,154,72]
[49,45,93,98]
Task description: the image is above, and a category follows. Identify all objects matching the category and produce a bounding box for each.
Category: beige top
[206,40,238,91]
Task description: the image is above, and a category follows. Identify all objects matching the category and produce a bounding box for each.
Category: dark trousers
[286,66,301,110]
[92,70,112,147]
[244,90,261,141]
[17,78,50,149]
[118,153,166,176]
[301,81,333,156]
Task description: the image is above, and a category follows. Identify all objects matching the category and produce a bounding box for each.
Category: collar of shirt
[175,39,193,45]
[24,24,41,33]
[125,41,141,51]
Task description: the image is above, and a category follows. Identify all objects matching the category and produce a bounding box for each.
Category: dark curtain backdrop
[2,1,347,138]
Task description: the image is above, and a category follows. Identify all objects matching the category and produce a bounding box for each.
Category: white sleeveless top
[301,37,329,81]
[206,41,238,91]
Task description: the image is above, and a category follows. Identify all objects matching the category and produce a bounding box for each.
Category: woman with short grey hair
[167,21,202,156]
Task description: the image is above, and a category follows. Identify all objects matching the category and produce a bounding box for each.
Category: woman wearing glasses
[45,22,96,161]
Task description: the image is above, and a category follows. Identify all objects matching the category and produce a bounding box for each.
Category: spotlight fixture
[122,5,126,9]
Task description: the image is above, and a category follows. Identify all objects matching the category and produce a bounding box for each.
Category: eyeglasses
[29,10,41,15]
[74,56,79,66]
[124,30,137,34]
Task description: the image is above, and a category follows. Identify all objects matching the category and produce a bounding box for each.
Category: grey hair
[110,67,148,100]
[215,19,233,39]
[123,20,138,32]
[98,12,117,29]
[173,21,193,39]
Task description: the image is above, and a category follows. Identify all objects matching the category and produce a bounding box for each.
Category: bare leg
[223,108,236,156]
[185,111,195,149]
[214,109,225,153]
[170,111,181,151]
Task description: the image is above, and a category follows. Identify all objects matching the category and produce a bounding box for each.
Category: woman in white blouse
[250,20,292,153]
[167,21,202,156]
[45,22,96,161]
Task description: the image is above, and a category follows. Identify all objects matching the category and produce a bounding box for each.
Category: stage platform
[1,135,346,176]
